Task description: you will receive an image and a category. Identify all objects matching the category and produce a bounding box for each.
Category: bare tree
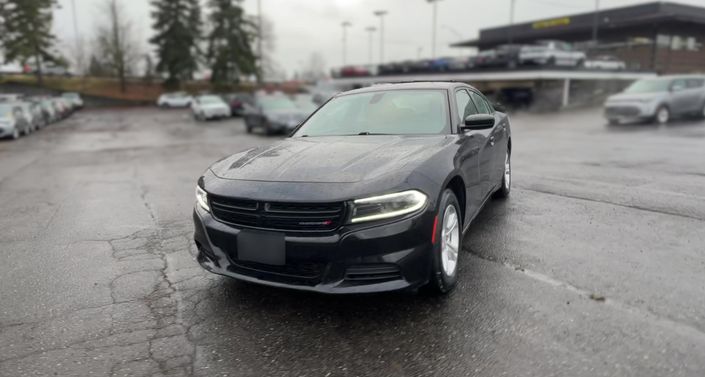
[94,0,140,92]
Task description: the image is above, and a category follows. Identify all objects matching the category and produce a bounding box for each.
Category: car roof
[339,82,472,96]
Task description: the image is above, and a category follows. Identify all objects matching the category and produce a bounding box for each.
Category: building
[451,1,705,74]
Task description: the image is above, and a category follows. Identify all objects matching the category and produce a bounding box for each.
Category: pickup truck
[519,40,586,67]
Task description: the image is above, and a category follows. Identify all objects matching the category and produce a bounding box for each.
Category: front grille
[606,106,640,117]
[209,195,346,232]
[345,264,402,283]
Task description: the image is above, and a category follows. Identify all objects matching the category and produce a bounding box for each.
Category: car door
[454,89,484,219]
[468,91,498,200]
[668,79,691,115]
[684,78,705,113]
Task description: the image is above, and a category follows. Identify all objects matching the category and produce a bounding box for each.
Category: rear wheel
[427,189,461,295]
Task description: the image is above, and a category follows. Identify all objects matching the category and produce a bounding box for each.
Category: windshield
[199,96,223,105]
[625,79,671,94]
[260,97,298,111]
[293,89,449,137]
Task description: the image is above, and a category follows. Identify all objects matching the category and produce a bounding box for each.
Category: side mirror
[461,114,495,131]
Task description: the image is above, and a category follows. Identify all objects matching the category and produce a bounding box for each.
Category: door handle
[489,136,495,146]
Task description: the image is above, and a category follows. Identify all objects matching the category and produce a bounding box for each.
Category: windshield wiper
[357,131,390,136]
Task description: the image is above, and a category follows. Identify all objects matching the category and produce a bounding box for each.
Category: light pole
[257,0,263,83]
[592,0,601,45]
[508,0,516,44]
[365,26,377,65]
[427,0,443,59]
[373,10,388,63]
[342,21,352,66]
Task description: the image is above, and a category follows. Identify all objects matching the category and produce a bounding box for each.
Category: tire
[427,189,462,295]
[654,105,670,124]
[547,57,556,67]
[576,59,585,68]
[607,118,619,126]
[494,149,511,199]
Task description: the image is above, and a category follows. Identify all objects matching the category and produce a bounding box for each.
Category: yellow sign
[532,17,571,29]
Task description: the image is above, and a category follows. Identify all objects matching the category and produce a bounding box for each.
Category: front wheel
[494,150,511,199]
[655,106,670,124]
[427,189,462,295]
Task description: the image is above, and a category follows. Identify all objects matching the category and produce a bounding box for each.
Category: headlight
[195,186,210,212]
[350,190,427,224]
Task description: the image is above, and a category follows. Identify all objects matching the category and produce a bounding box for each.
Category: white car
[61,92,84,109]
[191,95,231,121]
[584,55,626,70]
[519,40,586,67]
[157,92,193,108]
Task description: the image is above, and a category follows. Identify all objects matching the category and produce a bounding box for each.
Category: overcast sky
[52,0,705,76]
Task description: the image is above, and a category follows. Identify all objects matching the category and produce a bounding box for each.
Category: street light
[365,26,377,65]
[592,0,601,45]
[427,0,443,59]
[373,10,388,63]
[341,21,352,66]
[508,0,516,44]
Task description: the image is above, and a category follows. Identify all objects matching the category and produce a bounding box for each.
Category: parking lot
[1,106,704,377]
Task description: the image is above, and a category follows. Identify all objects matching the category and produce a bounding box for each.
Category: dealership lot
[1,107,704,377]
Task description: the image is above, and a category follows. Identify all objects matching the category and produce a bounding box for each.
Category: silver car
[0,103,32,139]
[604,76,705,124]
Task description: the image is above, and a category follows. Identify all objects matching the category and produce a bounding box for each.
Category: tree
[206,0,257,87]
[0,0,59,85]
[149,0,202,89]
[94,0,140,93]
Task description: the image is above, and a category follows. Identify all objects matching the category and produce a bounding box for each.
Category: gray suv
[604,75,705,124]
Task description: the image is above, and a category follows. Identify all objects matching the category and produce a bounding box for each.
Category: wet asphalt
[0,107,704,377]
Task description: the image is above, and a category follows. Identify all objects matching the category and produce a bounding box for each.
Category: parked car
[519,40,586,67]
[340,65,370,77]
[52,98,70,119]
[446,56,476,71]
[193,82,512,294]
[243,95,310,135]
[61,92,84,109]
[17,102,40,132]
[0,103,31,139]
[291,93,319,116]
[0,94,24,102]
[604,75,705,124]
[36,99,58,124]
[191,95,231,121]
[584,55,626,70]
[222,92,255,117]
[28,102,47,129]
[157,92,193,108]
[476,45,523,69]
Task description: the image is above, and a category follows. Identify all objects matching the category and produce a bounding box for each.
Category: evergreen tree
[206,0,257,86]
[0,0,59,85]
[150,0,202,89]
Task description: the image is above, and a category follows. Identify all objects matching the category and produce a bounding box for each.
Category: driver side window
[455,90,478,124]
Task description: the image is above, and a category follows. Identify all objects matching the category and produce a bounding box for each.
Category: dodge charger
[193,82,512,294]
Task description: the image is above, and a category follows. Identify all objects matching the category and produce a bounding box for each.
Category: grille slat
[209,195,345,232]
[345,264,402,283]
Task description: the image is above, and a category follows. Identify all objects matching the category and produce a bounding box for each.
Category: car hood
[200,103,228,110]
[607,92,664,103]
[209,135,450,183]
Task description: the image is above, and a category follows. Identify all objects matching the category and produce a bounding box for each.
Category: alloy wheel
[657,107,670,124]
[440,205,460,277]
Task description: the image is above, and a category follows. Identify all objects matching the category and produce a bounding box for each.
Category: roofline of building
[450,1,705,48]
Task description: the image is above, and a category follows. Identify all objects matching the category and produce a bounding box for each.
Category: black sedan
[243,95,311,135]
[193,82,512,294]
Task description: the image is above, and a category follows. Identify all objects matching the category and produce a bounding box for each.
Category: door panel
[454,90,483,217]
[469,92,496,200]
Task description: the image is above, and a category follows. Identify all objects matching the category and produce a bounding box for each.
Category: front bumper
[193,206,436,294]
[0,124,16,138]
[604,102,657,121]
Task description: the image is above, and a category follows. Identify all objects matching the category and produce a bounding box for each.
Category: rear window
[294,89,450,137]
